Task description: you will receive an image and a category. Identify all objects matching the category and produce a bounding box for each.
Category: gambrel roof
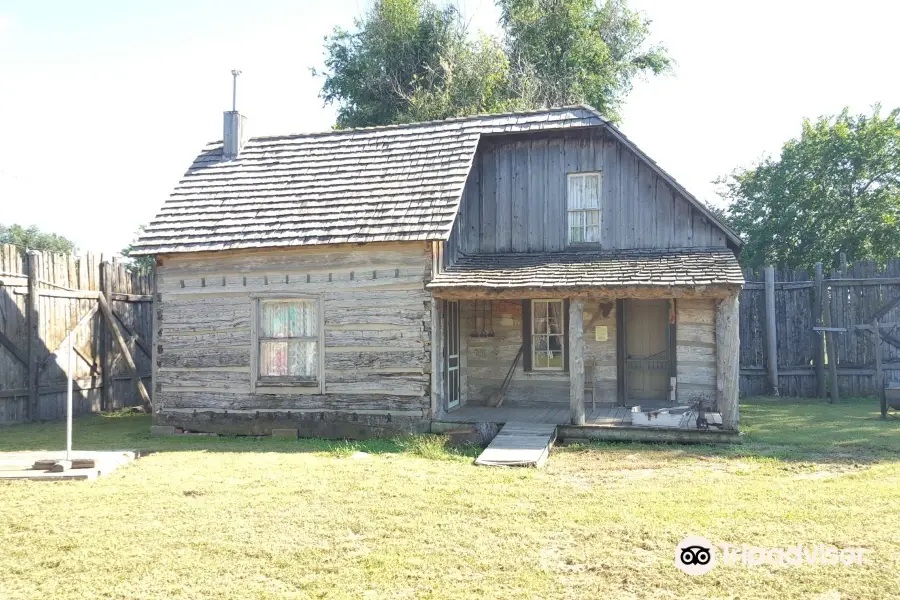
[132,105,740,255]
[427,248,744,292]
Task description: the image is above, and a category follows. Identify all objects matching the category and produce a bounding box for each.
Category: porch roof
[427,247,744,295]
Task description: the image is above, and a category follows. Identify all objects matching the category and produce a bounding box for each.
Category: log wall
[459,298,618,407]
[154,242,433,432]
[676,299,718,404]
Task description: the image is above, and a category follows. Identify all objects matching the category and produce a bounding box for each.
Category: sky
[1,0,898,256]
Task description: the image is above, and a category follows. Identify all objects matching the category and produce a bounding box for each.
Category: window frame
[529,298,567,372]
[250,293,324,395]
[566,171,603,245]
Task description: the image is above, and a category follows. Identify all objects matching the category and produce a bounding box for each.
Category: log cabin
[132,105,744,440]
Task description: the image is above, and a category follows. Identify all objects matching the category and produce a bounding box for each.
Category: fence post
[25,251,40,421]
[875,319,885,417]
[813,262,826,398]
[764,266,779,396]
[100,260,113,412]
[151,264,158,414]
[822,279,839,404]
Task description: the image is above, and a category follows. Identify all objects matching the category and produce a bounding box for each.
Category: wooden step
[474,422,557,468]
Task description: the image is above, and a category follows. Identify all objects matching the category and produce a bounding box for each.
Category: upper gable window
[567,172,602,244]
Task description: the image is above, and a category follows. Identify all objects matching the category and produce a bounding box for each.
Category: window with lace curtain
[253,297,321,390]
[567,172,602,244]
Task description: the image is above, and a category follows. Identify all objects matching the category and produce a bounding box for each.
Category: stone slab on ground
[150,425,176,436]
[0,450,139,481]
[272,428,299,439]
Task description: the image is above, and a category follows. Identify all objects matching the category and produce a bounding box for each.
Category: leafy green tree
[121,226,156,271]
[0,223,77,254]
[316,0,517,128]
[499,0,672,123]
[315,0,671,128]
[721,106,900,270]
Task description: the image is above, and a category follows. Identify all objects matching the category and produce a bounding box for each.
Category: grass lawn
[1,397,899,599]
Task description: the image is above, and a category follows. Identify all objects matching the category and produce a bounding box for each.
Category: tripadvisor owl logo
[675,536,716,575]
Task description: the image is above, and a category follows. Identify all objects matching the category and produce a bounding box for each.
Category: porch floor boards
[442,405,631,426]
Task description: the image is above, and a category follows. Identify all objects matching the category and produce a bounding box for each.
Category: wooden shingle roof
[427,248,744,291]
[132,106,604,255]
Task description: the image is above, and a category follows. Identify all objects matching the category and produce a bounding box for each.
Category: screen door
[445,300,460,409]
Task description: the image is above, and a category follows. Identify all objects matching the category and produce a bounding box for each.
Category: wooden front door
[625,299,671,404]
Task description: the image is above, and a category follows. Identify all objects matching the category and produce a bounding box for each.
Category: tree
[121,226,156,271]
[315,0,671,128]
[498,0,672,123]
[0,223,77,254]
[316,0,518,128]
[721,106,900,270]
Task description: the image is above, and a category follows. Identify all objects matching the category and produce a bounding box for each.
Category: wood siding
[446,129,728,260]
[584,301,618,406]
[459,299,618,408]
[676,298,718,403]
[461,300,569,407]
[155,243,432,418]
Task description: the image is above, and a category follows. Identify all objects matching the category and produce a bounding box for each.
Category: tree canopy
[721,106,900,270]
[0,223,77,254]
[315,0,671,128]
[121,225,156,271]
[499,0,670,122]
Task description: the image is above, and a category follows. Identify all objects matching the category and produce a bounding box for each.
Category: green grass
[1,398,899,599]
[741,396,900,450]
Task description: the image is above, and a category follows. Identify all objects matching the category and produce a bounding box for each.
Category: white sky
[0,0,898,255]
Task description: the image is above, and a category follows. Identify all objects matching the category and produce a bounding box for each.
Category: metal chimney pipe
[223,69,246,160]
[231,69,241,111]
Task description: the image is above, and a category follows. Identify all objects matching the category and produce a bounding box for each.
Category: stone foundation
[153,410,431,439]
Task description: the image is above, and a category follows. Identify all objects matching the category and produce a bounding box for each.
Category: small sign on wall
[594,326,608,342]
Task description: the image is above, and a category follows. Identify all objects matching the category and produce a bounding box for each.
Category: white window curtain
[259,299,318,379]
[567,173,602,243]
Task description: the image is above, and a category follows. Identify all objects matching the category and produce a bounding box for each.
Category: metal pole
[66,312,73,461]
[231,69,242,111]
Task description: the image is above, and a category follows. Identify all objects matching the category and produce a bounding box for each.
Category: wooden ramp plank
[474,421,557,468]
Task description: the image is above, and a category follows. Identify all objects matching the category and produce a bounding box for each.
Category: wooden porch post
[569,299,585,425]
[715,293,740,430]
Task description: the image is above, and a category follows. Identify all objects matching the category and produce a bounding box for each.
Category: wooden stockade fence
[0,244,153,424]
[4,241,899,424]
[739,256,900,413]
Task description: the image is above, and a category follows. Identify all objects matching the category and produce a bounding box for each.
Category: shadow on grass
[2,396,897,466]
[0,412,481,461]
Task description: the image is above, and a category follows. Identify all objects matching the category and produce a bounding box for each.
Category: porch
[431,404,742,445]
[426,249,744,440]
[439,404,631,426]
